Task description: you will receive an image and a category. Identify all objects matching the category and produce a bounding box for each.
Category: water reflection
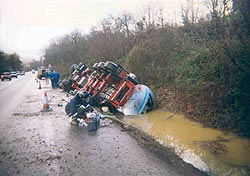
[126,110,250,176]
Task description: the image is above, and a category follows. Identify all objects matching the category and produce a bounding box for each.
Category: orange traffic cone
[42,91,51,112]
[38,81,42,89]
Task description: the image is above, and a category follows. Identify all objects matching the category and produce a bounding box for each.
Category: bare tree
[204,0,233,20]
[181,0,200,25]
[140,2,165,31]
[111,13,134,37]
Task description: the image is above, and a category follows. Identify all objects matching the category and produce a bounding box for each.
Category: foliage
[43,28,135,77]
[27,59,43,71]
[42,1,250,137]
[125,28,178,87]
[0,51,23,73]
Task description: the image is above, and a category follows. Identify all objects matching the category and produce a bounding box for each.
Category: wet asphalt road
[0,72,205,176]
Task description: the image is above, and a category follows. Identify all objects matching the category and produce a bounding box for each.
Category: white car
[10,71,18,78]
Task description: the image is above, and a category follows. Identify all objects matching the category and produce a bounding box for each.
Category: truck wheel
[65,102,71,115]
[93,63,99,70]
[127,76,138,85]
[97,62,106,73]
[64,81,72,92]
[104,61,118,75]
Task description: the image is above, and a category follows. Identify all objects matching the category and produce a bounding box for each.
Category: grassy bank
[42,8,250,137]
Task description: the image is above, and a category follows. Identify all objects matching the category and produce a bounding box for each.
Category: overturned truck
[59,63,91,92]
[63,61,156,125]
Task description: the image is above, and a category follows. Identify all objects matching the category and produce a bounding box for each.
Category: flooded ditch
[125,110,250,176]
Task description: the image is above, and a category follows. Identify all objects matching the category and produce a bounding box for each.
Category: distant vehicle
[32,69,35,74]
[20,71,25,75]
[16,71,21,76]
[1,71,12,81]
[10,71,18,78]
[37,66,46,79]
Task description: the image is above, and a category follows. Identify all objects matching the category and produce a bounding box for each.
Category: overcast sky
[0,0,205,61]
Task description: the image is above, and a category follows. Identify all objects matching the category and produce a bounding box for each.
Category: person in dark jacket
[49,72,55,88]
[44,70,49,85]
[53,71,60,88]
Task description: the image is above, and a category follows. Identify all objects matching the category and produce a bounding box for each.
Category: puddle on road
[125,110,250,176]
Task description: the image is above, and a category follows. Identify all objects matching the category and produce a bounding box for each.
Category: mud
[53,89,208,175]
[117,122,208,176]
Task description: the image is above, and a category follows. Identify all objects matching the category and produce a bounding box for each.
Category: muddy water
[125,110,250,176]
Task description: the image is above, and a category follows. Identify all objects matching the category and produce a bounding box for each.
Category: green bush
[125,30,178,87]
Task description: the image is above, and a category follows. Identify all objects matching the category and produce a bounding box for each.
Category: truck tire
[65,102,71,115]
[97,62,106,73]
[104,61,118,75]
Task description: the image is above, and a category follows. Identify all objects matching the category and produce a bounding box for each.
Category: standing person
[44,70,49,85]
[49,71,55,89]
[54,71,60,88]
[48,64,53,72]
